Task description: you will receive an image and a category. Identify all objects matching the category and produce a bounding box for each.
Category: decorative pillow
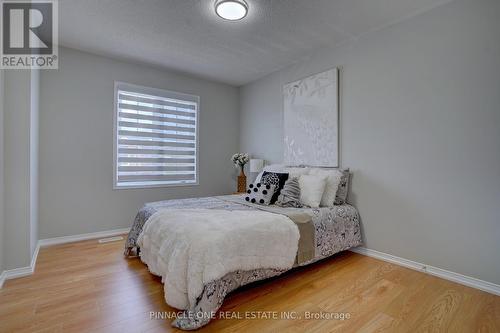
[308,168,342,207]
[255,165,309,183]
[275,178,302,208]
[255,164,286,183]
[245,183,276,205]
[298,174,327,208]
[260,172,289,204]
[308,167,350,205]
[334,168,350,205]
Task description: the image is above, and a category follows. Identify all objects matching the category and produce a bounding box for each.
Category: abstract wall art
[283,67,339,167]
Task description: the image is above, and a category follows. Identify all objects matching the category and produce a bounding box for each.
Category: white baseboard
[38,228,130,247]
[0,227,130,288]
[0,242,40,288]
[31,242,40,271]
[0,271,6,289]
[1,265,34,281]
[3,232,498,297]
[350,247,500,296]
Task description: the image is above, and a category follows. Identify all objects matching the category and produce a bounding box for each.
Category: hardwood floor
[0,237,498,333]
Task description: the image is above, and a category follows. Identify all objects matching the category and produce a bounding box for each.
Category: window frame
[113,81,200,190]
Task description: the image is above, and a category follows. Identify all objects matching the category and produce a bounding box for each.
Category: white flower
[231,152,250,167]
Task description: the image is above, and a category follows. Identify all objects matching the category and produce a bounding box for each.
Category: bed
[125,194,362,330]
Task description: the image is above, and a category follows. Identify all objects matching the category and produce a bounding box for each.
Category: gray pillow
[275,178,302,208]
[245,183,276,206]
[334,168,350,205]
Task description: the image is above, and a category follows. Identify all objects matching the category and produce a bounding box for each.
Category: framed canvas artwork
[283,68,339,167]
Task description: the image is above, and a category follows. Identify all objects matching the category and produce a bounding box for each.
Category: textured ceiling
[59,0,452,86]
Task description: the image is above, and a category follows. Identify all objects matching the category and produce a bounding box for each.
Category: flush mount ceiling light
[215,0,249,21]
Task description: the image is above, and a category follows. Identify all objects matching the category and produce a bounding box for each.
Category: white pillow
[298,174,328,208]
[309,168,343,207]
[284,167,309,178]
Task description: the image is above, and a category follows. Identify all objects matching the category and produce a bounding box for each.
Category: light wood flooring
[0,237,498,332]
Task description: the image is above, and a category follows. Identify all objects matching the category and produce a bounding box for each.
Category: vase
[237,165,247,193]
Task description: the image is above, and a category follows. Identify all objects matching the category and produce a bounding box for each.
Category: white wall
[240,0,500,284]
[0,70,5,273]
[3,70,32,269]
[0,69,39,272]
[30,70,40,257]
[39,47,240,239]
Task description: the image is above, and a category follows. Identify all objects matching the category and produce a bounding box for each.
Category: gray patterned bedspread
[125,195,362,330]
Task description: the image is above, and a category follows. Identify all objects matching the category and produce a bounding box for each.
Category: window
[114,82,199,189]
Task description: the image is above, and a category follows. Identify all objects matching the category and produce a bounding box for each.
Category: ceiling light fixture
[215,0,248,21]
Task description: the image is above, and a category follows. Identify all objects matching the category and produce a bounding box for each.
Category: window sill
[113,181,199,190]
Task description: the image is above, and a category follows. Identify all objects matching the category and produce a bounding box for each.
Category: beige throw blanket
[220,196,316,264]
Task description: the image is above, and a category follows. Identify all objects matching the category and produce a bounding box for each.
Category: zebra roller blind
[114,82,199,188]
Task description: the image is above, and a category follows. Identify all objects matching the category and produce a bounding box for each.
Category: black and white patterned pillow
[260,172,289,204]
[245,183,276,206]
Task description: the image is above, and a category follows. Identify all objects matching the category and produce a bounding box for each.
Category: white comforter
[137,209,299,310]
